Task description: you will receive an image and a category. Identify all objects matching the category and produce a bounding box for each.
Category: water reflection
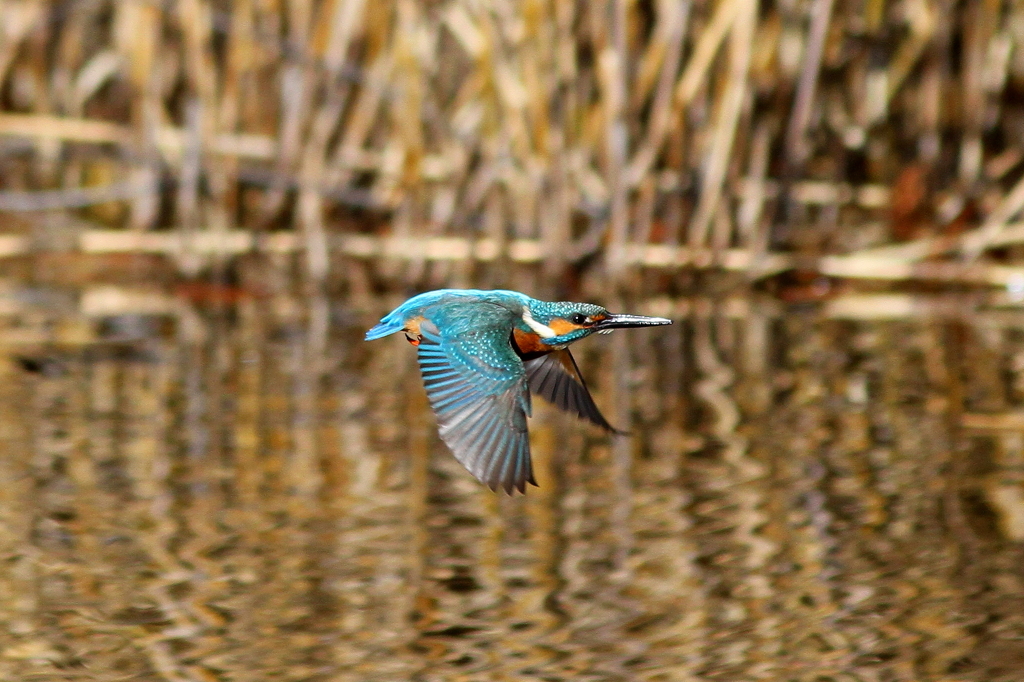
[1,292,1023,680]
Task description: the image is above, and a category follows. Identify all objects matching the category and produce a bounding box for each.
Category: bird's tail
[365,311,405,340]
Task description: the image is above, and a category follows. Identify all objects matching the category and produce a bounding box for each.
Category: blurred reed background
[4,1,1024,681]
[0,0,1024,293]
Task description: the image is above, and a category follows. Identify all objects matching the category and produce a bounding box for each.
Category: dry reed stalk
[962,171,1024,259]
[294,0,369,282]
[738,121,772,252]
[687,0,754,249]
[69,228,785,272]
[832,217,1024,269]
[782,0,834,169]
[0,179,152,211]
[0,112,276,159]
[624,0,689,190]
[674,0,740,108]
[961,412,1024,431]
[819,257,1024,287]
[885,0,937,105]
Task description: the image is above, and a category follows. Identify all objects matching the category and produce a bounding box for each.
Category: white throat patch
[522,309,556,338]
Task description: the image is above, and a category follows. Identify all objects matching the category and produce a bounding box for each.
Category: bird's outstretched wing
[523,350,623,433]
[416,317,536,493]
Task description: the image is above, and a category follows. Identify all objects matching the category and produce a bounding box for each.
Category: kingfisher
[365,289,672,493]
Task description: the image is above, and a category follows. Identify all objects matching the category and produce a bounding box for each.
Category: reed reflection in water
[1,293,1023,681]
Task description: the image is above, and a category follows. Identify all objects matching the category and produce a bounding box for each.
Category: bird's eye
[570,314,587,325]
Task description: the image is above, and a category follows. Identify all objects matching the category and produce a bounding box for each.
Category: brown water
[2,289,1024,681]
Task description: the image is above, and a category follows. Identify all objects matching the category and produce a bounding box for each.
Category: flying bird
[366,289,672,493]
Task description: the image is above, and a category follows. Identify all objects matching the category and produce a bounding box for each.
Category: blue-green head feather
[522,301,611,347]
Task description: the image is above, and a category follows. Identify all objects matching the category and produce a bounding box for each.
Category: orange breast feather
[512,328,551,359]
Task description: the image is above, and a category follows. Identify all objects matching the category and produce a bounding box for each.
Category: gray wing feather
[417,321,536,493]
[523,350,620,433]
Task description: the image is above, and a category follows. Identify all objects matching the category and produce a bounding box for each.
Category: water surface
[1,291,1023,681]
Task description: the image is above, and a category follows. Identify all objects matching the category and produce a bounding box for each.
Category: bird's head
[519,301,672,347]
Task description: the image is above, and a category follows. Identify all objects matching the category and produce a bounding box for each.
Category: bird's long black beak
[592,313,673,330]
